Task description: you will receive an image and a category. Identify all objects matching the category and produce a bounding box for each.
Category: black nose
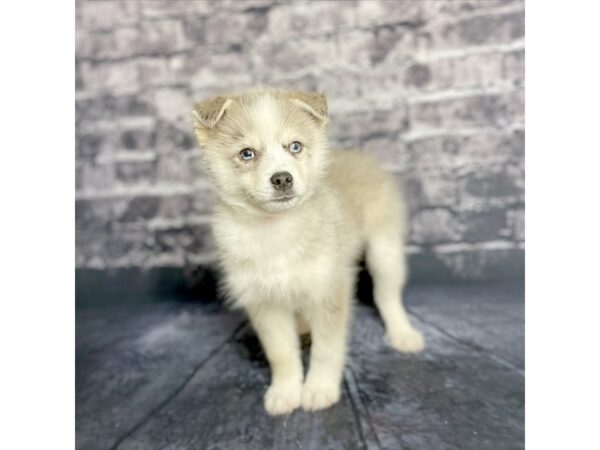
[270,171,293,191]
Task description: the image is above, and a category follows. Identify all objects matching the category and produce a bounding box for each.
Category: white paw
[264,381,302,416]
[301,380,341,412]
[386,328,425,353]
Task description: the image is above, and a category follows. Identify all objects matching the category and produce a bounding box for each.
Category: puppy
[192,87,424,415]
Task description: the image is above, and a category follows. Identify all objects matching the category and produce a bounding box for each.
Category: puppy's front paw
[264,381,302,416]
[386,328,425,353]
[301,380,341,412]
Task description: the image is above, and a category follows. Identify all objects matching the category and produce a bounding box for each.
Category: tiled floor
[76,282,524,450]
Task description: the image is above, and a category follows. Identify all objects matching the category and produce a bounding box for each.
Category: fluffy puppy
[192,87,424,416]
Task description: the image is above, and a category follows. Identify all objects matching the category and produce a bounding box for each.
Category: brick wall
[75,0,524,282]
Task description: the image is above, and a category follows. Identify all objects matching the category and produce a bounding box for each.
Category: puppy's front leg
[302,294,350,412]
[246,305,303,416]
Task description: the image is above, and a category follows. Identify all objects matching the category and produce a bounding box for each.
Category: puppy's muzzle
[270,171,294,192]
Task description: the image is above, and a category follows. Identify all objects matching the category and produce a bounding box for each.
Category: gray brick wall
[76,0,524,281]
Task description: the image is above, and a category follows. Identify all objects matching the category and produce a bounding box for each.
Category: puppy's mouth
[271,194,296,203]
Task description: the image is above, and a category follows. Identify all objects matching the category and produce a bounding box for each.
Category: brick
[404,167,458,210]
[458,163,524,211]
[78,60,139,95]
[510,128,525,160]
[155,154,194,184]
[76,27,138,60]
[136,57,174,87]
[265,1,357,40]
[473,128,524,165]
[76,198,128,230]
[76,0,140,30]
[118,127,156,151]
[328,106,410,150]
[182,16,208,45]
[76,61,85,90]
[76,194,196,232]
[76,20,188,61]
[336,30,372,68]
[406,136,458,170]
[460,208,509,242]
[371,25,409,66]
[137,20,189,54]
[251,37,336,75]
[120,196,161,222]
[453,130,524,167]
[408,130,524,171]
[154,121,195,153]
[78,163,115,193]
[337,29,403,68]
[76,132,110,160]
[184,49,254,90]
[502,49,524,86]
[153,88,192,122]
[76,94,155,121]
[404,63,432,88]
[410,90,523,130]
[406,9,524,54]
[347,65,412,103]
[413,51,510,92]
[261,69,362,106]
[103,229,148,262]
[158,195,193,220]
[190,189,216,215]
[76,164,84,191]
[115,160,157,185]
[204,10,268,45]
[506,208,524,241]
[456,10,524,46]
[409,208,462,244]
[152,224,211,254]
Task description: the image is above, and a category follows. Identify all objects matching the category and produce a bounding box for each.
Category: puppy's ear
[192,96,233,130]
[289,91,328,125]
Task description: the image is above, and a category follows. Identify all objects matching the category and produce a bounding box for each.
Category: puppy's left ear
[192,96,233,130]
[290,91,328,125]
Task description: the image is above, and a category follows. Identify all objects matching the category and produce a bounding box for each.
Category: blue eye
[289,141,303,153]
[240,148,255,160]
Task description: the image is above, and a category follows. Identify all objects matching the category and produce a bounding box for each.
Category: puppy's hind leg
[366,233,424,352]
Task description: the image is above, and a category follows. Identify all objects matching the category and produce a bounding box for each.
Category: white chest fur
[213,208,338,307]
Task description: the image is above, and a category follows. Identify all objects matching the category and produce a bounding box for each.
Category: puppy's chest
[214,218,335,298]
[217,218,320,267]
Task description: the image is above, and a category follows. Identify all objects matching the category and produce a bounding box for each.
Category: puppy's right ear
[192,96,233,130]
[289,90,328,125]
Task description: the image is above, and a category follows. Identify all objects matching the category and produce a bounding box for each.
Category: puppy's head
[192,87,329,214]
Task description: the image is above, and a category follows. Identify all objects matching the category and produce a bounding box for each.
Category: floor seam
[343,373,370,450]
[108,320,248,450]
[409,310,525,377]
[345,365,385,450]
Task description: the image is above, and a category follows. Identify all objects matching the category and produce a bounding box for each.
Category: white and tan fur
[192,87,424,415]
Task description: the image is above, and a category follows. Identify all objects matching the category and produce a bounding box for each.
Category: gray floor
[76,282,524,450]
